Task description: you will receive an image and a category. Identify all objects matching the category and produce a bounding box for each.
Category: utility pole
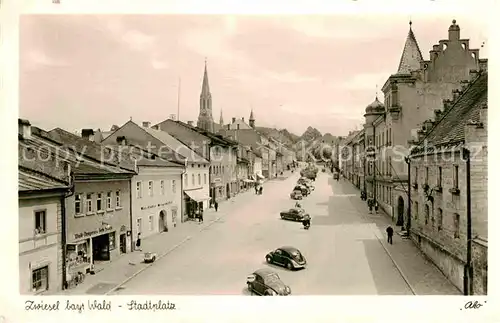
[463,147,473,295]
[404,156,412,237]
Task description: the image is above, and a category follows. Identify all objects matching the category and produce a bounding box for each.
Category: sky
[19,14,488,137]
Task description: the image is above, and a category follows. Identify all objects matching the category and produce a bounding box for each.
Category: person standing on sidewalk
[199,210,204,223]
[374,201,379,214]
[368,199,373,214]
[386,226,394,244]
[214,201,219,212]
[136,233,142,251]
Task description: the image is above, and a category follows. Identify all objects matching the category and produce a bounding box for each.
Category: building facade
[409,71,487,294]
[18,120,71,294]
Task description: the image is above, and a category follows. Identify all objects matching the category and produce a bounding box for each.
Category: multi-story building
[18,119,72,294]
[153,119,238,202]
[340,130,359,180]
[99,120,208,223]
[408,71,487,294]
[362,20,487,225]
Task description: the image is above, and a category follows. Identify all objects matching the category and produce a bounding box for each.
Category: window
[204,173,207,184]
[425,167,429,184]
[160,180,165,195]
[106,192,112,209]
[437,167,442,187]
[34,210,46,235]
[86,194,93,213]
[149,215,153,231]
[96,193,103,211]
[109,232,115,250]
[137,218,142,234]
[223,166,225,174]
[453,165,459,188]
[425,204,430,225]
[75,194,82,215]
[32,266,48,292]
[172,180,176,194]
[437,208,443,231]
[148,181,154,196]
[116,191,121,207]
[192,174,195,185]
[454,213,460,238]
[198,174,201,185]
[136,182,142,199]
[414,202,419,220]
[184,174,188,187]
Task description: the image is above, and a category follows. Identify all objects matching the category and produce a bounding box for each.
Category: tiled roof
[411,72,487,154]
[175,120,238,146]
[142,126,208,164]
[397,24,423,74]
[220,129,262,151]
[19,167,68,192]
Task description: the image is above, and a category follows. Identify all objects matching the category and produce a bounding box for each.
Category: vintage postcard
[1,0,497,322]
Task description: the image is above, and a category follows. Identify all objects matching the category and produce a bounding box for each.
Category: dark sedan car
[246,268,291,296]
[266,246,307,270]
[280,208,308,221]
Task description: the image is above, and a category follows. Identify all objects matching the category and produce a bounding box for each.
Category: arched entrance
[397,196,405,226]
[159,210,167,232]
[226,183,230,199]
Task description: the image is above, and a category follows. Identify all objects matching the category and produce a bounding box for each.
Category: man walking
[214,201,219,212]
[135,233,142,251]
[386,226,394,244]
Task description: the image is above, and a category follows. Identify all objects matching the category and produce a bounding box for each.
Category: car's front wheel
[266,256,272,263]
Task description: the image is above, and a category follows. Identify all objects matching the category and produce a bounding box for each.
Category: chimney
[242,117,245,122]
[152,125,159,130]
[187,121,194,126]
[116,136,127,146]
[434,109,443,121]
[232,117,236,123]
[169,114,176,120]
[18,119,32,139]
[142,121,151,128]
[227,124,230,130]
[81,129,95,141]
[448,19,460,41]
[423,119,434,131]
[452,89,462,101]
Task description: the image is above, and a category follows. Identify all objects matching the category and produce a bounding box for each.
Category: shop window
[97,193,103,211]
[32,266,48,293]
[116,191,121,208]
[136,182,142,199]
[148,181,154,196]
[75,194,82,215]
[198,174,201,185]
[109,232,116,250]
[204,173,207,184]
[86,194,93,213]
[149,215,153,231]
[106,192,112,210]
[160,180,165,195]
[172,180,176,194]
[34,210,46,235]
[66,242,90,270]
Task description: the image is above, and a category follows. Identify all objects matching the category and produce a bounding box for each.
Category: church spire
[197,58,214,132]
[219,109,224,125]
[201,57,210,96]
[249,109,255,129]
[397,20,423,74]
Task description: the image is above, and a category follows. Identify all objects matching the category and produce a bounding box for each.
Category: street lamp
[404,156,412,237]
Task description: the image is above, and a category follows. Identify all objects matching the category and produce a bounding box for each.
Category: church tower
[249,109,255,129]
[197,59,215,132]
[219,109,224,126]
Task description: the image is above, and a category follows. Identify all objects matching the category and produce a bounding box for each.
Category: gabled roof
[142,126,209,164]
[19,167,69,192]
[219,129,262,151]
[411,72,487,154]
[173,120,238,146]
[397,22,423,74]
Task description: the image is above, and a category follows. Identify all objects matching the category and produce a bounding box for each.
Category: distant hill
[255,127,299,148]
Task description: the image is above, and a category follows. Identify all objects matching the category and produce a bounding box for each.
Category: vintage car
[144,252,157,263]
[290,190,303,200]
[280,207,308,221]
[266,246,307,270]
[294,185,309,196]
[297,177,309,185]
[246,268,291,296]
[303,182,315,191]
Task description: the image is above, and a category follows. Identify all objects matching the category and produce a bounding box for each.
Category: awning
[185,189,210,202]
[256,174,265,179]
[243,179,255,183]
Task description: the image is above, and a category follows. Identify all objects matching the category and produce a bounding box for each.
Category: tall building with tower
[197,59,215,133]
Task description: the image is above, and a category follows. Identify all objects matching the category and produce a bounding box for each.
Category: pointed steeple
[197,58,214,132]
[219,109,224,125]
[201,57,210,96]
[397,20,423,74]
[249,109,255,128]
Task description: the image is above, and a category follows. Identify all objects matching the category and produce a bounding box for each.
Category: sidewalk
[339,178,461,295]
[55,173,292,295]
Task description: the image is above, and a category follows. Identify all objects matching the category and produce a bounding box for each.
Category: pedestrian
[254,186,258,194]
[374,201,379,214]
[386,226,394,244]
[368,199,373,214]
[199,210,204,223]
[214,201,219,212]
[259,186,263,195]
[135,233,142,251]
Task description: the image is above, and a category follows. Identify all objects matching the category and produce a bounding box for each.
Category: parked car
[294,185,309,196]
[266,246,307,270]
[290,190,303,200]
[303,182,315,191]
[246,268,291,296]
[144,252,157,263]
[297,177,309,185]
[280,208,308,221]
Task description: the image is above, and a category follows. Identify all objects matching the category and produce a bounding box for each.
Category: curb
[104,215,223,295]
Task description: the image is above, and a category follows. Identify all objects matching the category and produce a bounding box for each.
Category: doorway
[92,234,110,261]
[119,234,126,254]
[397,196,405,226]
[159,210,167,232]
[226,183,230,199]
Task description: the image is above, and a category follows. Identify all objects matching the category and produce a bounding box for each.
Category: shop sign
[74,226,113,240]
[141,201,173,210]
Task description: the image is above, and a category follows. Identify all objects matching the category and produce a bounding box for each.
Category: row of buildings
[336,20,488,295]
[19,61,296,294]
